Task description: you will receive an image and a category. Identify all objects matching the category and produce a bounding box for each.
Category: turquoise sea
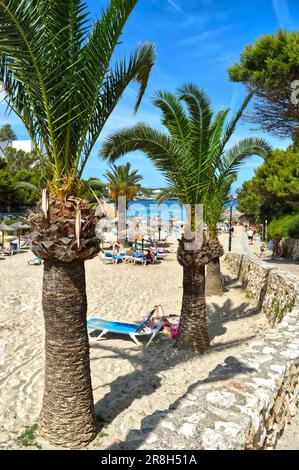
[127,199,238,222]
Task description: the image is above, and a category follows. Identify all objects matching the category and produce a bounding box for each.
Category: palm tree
[105,162,142,208]
[202,97,272,295]
[100,84,271,352]
[204,177,236,296]
[0,0,155,447]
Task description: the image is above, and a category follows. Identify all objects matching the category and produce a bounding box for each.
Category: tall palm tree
[100,84,271,352]
[0,0,155,447]
[105,162,142,208]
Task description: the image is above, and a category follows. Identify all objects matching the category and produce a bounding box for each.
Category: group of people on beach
[112,241,155,264]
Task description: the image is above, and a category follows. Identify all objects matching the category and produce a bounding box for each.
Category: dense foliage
[0,145,43,210]
[0,0,155,198]
[268,212,299,239]
[228,30,299,139]
[0,123,16,143]
[237,145,299,223]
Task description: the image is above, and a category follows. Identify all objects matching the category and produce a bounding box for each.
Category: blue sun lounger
[87,306,164,347]
[27,257,44,265]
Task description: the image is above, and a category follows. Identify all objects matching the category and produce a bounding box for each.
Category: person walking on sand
[247,227,254,245]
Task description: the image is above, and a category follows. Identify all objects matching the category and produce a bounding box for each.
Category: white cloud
[166,0,191,21]
[178,25,232,46]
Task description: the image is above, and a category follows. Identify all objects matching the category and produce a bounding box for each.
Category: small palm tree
[100,84,271,352]
[105,162,142,208]
[0,0,155,447]
[204,176,236,296]
[202,97,272,295]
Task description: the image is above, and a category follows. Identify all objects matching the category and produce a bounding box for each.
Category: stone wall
[224,253,296,326]
[111,254,299,451]
[282,238,299,261]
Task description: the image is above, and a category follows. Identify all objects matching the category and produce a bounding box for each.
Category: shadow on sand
[90,279,260,442]
[106,355,256,449]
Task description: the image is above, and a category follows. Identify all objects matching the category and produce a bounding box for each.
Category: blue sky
[1,0,298,193]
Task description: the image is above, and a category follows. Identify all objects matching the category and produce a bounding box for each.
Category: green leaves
[101,83,271,220]
[77,41,156,177]
[228,30,299,138]
[0,0,155,193]
[104,162,142,205]
[237,146,299,221]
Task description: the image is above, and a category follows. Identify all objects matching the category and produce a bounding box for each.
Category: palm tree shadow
[263,257,299,267]
[207,298,260,340]
[222,273,241,289]
[91,273,262,440]
[91,333,256,431]
[107,355,256,450]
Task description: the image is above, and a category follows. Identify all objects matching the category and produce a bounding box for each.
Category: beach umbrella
[9,222,30,246]
[121,223,154,246]
[0,222,11,245]
[9,222,22,247]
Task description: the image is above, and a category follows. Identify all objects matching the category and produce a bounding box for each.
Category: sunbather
[87,306,164,347]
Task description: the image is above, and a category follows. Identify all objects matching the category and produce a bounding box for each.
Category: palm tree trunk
[205,256,223,296]
[176,264,209,352]
[206,228,224,296]
[39,259,97,448]
[176,237,224,353]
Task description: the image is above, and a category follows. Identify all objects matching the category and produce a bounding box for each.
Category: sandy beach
[0,242,268,449]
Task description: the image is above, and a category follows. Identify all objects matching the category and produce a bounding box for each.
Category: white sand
[0,248,268,449]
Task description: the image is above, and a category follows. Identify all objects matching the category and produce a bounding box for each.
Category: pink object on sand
[171,326,179,340]
[163,326,172,335]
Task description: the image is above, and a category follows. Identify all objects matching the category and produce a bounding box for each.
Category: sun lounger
[155,249,167,260]
[132,251,146,265]
[99,252,117,264]
[87,306,164,347]
[3,243,19,255]
[27,257,44,265]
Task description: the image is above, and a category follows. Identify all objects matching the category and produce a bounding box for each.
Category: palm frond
[152,90,190,149]
[219,137,271,178]
[100,83,272,226]
[0,0,155,195]
[78,42,156,176]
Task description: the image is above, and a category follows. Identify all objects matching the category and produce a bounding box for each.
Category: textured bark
[206,257,224,296]
[176,237,224,352]
[30,197,100,262]
[176,264,209,352]
[39,259,97,448]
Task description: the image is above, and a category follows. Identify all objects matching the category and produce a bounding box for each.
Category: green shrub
[17,424,41,449]
[268,212,299,239]
[268,214,293,239]
[287,214,299,238]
